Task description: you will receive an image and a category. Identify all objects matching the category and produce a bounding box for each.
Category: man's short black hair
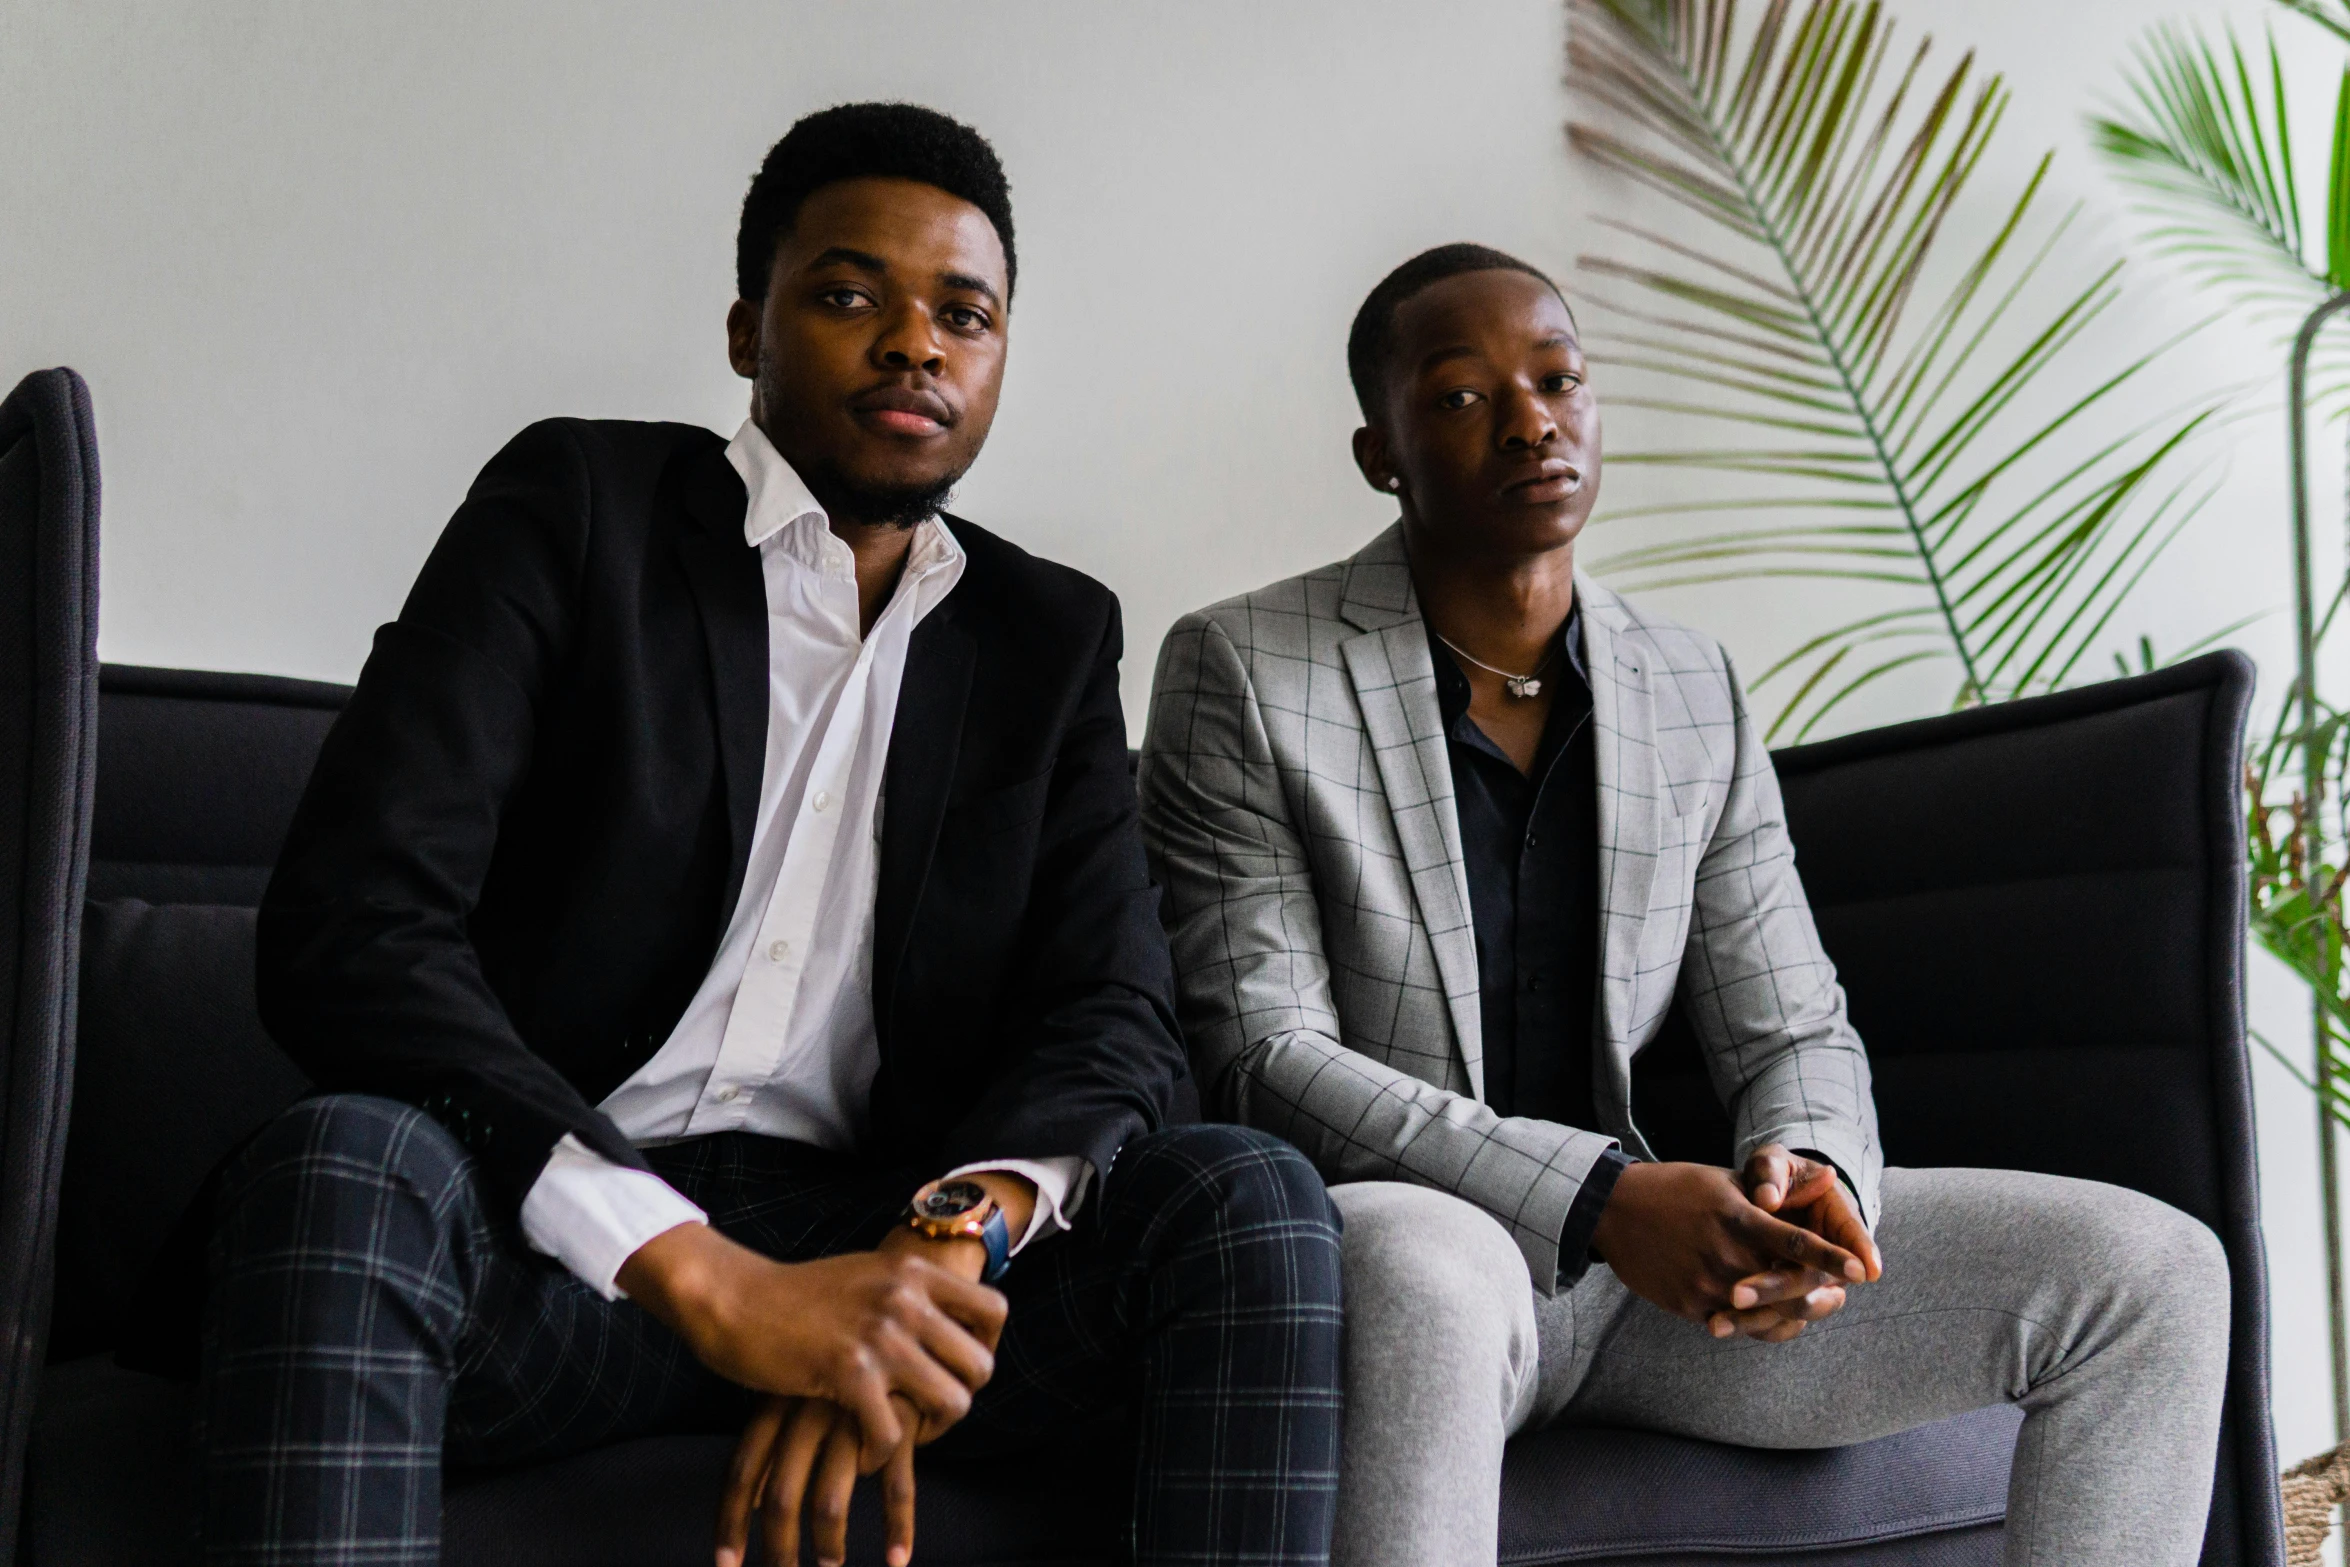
[736,102,1015,302]
[1346,243,1571,419]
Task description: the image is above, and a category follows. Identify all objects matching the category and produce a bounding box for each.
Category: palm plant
[2091,1,2350,1445]
[1566,0,2221,743]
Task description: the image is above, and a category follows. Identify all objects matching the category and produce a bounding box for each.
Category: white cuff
[519,1133,708,1300]
[942,1156,1093,1254]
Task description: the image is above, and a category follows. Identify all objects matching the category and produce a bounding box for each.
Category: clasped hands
[616,1180,1027,1567]
[1590,1144,1884,1342]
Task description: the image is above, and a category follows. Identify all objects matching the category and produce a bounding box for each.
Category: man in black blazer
[207,103,1344,1567]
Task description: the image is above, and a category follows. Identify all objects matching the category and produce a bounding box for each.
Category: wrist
[878,1223,990,1281]
[1589,1159,1658,1262]
[615,1220,728,1331]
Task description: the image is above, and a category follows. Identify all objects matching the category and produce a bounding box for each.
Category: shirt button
[715,1085,741,1103]
[768,939,790,963]
[812,790,832,813]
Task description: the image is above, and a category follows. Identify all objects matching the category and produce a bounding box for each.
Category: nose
[873,299,946,376]
[1498,384,1558,451]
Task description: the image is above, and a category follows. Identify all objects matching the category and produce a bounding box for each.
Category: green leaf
[1567,0,2220,736]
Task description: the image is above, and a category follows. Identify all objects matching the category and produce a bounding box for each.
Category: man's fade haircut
[1346,242,1573,420]
[735,102,1016,303]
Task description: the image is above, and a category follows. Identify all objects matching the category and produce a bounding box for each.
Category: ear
[1351,426,1395,495]
[725,298,762,381]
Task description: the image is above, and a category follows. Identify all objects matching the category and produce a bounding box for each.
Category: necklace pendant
[1506,675,1542,699]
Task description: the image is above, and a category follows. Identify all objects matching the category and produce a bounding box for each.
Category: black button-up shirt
[1431,609,1628,1276]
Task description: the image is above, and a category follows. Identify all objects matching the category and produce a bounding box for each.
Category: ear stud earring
[1386,476,1403,491]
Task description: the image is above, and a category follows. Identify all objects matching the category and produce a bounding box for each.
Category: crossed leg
[1332,1166,2231,1567]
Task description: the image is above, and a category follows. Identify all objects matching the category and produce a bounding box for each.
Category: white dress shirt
[518,419,1086,1299]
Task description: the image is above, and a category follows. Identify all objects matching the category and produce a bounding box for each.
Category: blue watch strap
[979,1205,1011,1283]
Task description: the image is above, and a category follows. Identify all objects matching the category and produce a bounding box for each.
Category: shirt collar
[723,415,963,601]
[724,417,967,586]
[725,418,829,549]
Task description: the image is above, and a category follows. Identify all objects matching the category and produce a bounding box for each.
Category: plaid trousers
[198,1094,1344,1566]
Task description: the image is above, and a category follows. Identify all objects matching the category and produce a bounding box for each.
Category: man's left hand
[1714,1145,1883,1340]
[714,1173,1038,1567]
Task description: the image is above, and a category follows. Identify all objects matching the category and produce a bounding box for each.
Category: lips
[1503,458,1584,501]
[850,383,955,438]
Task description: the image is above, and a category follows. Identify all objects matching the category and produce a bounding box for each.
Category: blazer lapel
[873,594,975,1041]
[1336,525,1486,1097]
[1577,573,1660,1073]
[674,445,768,924]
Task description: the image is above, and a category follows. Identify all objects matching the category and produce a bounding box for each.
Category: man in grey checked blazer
[1139,244,2234,1567]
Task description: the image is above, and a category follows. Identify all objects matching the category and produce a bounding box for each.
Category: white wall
[7,0,2344,1495]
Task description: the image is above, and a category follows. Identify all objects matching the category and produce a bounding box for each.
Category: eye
[1437,388,1483,411]
[817,285,874,310]
[1542,372,1584,394]
[942,304,992,334]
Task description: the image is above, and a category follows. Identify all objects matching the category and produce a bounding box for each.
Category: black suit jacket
[257,418,1187,1218]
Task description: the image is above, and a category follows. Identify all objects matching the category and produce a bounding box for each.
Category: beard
[798,460,962,530]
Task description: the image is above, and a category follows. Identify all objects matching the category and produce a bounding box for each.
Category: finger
[1754,1313,1809,1343]
[1816,1195,1884,1282]
[1726,1267,1838,1310]
[715,1397,791,1567]
[908,1299,998,1394]
[1736,1206,1864,1283]
[865,1326,974,1460]
[809,1418,862,1567]
[884,1410,919,1567]
[923,1269,1011,1353]
[829,1344,910,1467]
[763,1400,835,1567]
[1744,1147,1794,1211]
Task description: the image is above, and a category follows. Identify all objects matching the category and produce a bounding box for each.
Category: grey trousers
[1329,1168,2231,1567]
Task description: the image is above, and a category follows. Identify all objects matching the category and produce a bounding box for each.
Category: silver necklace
[1435,632,1555,699]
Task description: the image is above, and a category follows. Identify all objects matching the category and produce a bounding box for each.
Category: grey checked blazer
[1138,524,1881,1293]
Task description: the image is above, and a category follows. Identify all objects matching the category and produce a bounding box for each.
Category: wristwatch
[905,1178,1012,1283]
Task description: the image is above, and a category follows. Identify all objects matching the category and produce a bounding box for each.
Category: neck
[1402,519,1577,673]
[833,518,920,637]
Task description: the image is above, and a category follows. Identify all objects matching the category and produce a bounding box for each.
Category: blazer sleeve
[1677,646,1884,1230]
[1140,611,1617,1294]
[931,596,1190,1187]
[256,420,654,1215]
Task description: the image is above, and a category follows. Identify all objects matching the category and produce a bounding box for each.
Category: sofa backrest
[89,666,346,906]
[1632,649,2269,1567]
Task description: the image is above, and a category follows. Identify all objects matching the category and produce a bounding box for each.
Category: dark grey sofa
[0,370,2283,1565]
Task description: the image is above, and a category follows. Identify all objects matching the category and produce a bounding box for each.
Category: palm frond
[2088,23,2342,314]
[2276,0,2350,51]
[1566,0,2217,738]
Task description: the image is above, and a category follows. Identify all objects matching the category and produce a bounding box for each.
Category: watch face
[912,1179,990,1221]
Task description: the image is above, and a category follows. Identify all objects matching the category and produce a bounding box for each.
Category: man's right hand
[1590,1162,1867,1342]
[617,1222,1007,1461]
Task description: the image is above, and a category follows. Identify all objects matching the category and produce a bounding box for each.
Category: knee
[1333,1182,1530,1359]
[221,1093,472,1238]
[2114,1192,2230,1330]
[2048,1181,2232,1355]
[1119,1124,1343,1295]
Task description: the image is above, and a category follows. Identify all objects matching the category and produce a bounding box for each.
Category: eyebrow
[808,247,1002,309]
[941,270,1002,309]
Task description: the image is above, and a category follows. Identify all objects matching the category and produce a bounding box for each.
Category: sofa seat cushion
[27,1357,2018,1567]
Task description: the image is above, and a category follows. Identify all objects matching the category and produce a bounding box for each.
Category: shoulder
[461,418,725,509]
[1165,554,1353,663]
[942,514,1119,645]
